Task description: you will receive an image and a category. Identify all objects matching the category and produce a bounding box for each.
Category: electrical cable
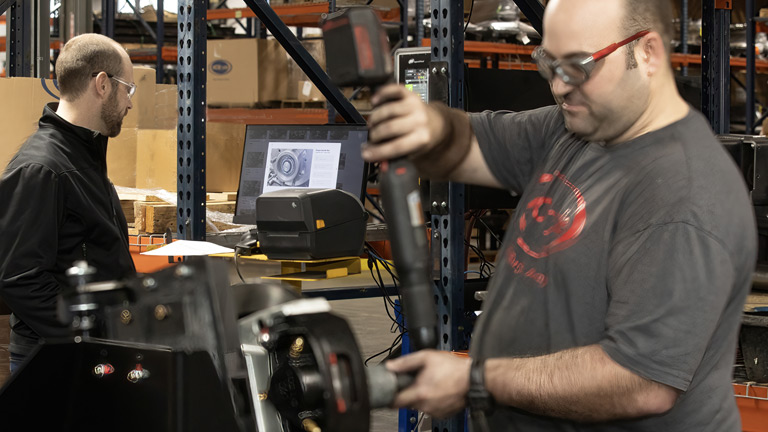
[412,413,426,432]
[364,244,414,366]
[234,249,247,283]
[475,215,503,245]
[464,0,475,32]
[365,192,387,223]
[364,332,404,366]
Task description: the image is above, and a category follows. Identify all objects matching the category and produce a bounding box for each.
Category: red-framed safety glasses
[532,29,651,86]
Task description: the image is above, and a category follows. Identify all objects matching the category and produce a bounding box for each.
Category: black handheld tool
[322,7,437,352]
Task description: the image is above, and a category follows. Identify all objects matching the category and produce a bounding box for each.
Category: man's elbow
[634,385,679,416]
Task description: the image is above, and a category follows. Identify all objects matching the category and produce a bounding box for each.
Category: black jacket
[0,104,135,355]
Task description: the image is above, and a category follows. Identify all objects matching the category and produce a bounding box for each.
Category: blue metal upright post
[156,0,164,84]
[429,1,466,431]
[8,0,33,77]
[102,0,115,38]
[415,0,424,46]
[702,0,731,134]
[395,301,420,432]
[177,0,207,240]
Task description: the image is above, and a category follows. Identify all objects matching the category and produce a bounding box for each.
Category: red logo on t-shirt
[516,171,587,259]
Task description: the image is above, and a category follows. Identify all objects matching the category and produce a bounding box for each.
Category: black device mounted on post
[322,8,438,352]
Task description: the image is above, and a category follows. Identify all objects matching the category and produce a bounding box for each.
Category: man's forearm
[484,344,678,422]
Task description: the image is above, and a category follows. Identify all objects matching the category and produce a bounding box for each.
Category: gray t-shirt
[468,106,756,431]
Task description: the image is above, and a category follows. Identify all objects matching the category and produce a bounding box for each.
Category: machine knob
[127,364,151,383]
[93,363,114,378]
[65,260,97,289]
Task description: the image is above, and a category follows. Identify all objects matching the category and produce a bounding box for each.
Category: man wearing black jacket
[0,34,136,372]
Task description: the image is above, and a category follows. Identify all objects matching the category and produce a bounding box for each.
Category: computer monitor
[395,47,431,103]
[233,124,369,225]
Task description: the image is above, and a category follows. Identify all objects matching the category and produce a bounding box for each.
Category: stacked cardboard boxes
[207,38,290,107]
[0,67,246,193]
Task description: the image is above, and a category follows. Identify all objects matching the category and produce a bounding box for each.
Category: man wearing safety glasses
[365,0,756,430]
[0,34,136,373]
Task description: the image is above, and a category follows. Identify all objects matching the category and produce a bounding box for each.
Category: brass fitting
[302,418,321,432]
[289,336,305,358]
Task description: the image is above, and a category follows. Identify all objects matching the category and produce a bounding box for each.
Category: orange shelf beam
[207,4,400,27]
[0,36,62,53]
[735,383,768,432]
[128,46,179,63]
[422,40,768,73]
[207,107,329,124]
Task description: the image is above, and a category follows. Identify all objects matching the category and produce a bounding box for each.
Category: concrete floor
[233,257,429,432]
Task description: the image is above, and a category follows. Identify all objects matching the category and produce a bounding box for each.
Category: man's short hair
[622,0,674,69]
[55,34,126,100]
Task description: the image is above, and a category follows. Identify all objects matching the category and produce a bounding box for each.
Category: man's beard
[101,91,124,138]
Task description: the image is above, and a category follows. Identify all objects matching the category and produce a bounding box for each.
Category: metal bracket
[429,181,449,216]
[429,61,449,105]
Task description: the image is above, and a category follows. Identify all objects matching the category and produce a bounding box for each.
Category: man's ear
[639,31,666,77]
[93,72,111,99]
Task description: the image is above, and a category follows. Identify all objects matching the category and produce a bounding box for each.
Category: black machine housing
[256,188,367,260]
[0,258,249,431]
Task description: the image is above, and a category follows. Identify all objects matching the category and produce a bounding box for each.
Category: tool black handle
[395,370,416,390]
[366,366,418,408]
[379,158,437,351]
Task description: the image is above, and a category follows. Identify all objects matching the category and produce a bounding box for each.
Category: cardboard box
[108,67,177,188]
[0,67,178,189]
[207,38,289,107]
[134,123,246,192]
[0,77,60,170]
[287,40,326,101]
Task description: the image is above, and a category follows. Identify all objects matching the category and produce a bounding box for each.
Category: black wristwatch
[467,357,495,414]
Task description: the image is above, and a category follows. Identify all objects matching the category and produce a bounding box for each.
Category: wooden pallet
[119,191,240,235]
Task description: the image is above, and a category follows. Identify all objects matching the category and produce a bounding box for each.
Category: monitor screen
[233,124,369,225]
[395,47,431,103]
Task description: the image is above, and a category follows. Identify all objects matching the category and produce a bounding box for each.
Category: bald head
[56,34,129,101]
[543,0,673,62]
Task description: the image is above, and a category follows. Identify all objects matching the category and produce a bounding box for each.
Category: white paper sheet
[140,240,234,256]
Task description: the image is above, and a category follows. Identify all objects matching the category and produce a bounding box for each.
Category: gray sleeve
[600,222,736,391]
[469,105,564,194]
